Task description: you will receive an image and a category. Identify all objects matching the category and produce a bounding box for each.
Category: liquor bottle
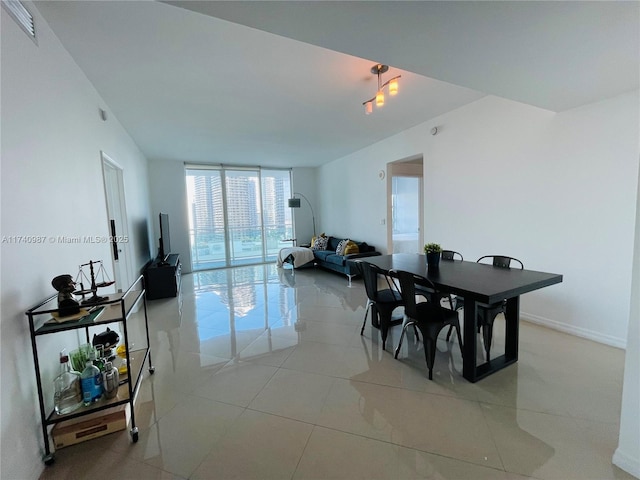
[93,344,105,372]
[80,351,103,405]
[53,351,83,415]
[102,361,119,399]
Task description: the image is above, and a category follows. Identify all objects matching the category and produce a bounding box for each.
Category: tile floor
[40,264,634,480]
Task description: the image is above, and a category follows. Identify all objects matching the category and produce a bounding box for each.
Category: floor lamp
[288,192,317,238]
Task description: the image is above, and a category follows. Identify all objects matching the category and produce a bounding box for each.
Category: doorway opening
[387,156,424,254]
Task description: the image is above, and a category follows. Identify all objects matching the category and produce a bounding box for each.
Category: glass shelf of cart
[44,349,148,425]
[28,276,145,336]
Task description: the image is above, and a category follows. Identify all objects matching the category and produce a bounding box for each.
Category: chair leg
[360,301,372,335]
[445,324,454,341]
[371,304,380,328]
[483,321,494,362]
[394,318,414,359]
[412,325,420,342]
[455,322,464,358]
[424,337,436,380]
[447,295,455,310]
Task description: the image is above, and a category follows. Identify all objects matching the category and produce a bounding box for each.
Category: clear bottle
[54,351,83,415]
[80,351,103,405]
[93,344,105,372]
[102,361,119,399]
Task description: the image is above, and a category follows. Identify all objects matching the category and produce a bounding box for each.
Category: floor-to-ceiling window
[186,166,293,270]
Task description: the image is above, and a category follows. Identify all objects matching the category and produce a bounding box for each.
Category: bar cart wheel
[131,426,139,443]
[43,453,55,465]
[149,366,155,374]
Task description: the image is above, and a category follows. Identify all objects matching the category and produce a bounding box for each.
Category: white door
[101,152,131,291]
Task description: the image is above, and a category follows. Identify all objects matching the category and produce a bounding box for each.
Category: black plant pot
[426,252,441,268]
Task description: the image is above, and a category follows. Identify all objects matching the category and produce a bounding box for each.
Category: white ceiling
[33,1,639,168]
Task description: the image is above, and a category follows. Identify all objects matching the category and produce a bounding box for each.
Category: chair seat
[377,289,403,303]
[414,302,460,324]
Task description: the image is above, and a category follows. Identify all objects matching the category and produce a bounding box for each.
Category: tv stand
[144,253,181,300]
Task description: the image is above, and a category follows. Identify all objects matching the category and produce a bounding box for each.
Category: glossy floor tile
[40,264,634,480]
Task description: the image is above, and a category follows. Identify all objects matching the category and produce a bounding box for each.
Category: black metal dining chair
[446,255,524,361]
[442,250,464,262]
[416,249,464,310]
[392,269,463,380]
[356,260,404,350]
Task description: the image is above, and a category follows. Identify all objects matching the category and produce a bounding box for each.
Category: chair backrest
[355,260,397,302]
[393,270,439,320]
[477,255,524,270]
[442,250,463,261]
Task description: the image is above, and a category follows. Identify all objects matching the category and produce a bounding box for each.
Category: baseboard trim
[521,312,626,349]
[613,448,640,479]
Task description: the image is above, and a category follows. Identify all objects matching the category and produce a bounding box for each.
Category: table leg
[505,296,520,360]
[462,299,478,382]
[464,296,521,382]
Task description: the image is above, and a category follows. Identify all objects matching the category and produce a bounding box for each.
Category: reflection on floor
[40,264,634,480]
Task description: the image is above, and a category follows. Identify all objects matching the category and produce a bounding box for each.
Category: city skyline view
[186,168,293,269]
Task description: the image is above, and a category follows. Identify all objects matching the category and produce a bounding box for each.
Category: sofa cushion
[324,254,346,266]
[326,236,341,252]
[313,250,334,261]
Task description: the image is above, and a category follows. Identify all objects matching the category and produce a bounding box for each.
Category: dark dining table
[356,253,563,382]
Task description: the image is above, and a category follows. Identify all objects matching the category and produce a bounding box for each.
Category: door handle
[110,219,119,261]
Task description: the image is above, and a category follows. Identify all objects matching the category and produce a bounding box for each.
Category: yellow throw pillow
[343,240,359,255]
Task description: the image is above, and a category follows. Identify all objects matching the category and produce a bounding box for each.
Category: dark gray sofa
[312,236,381,282]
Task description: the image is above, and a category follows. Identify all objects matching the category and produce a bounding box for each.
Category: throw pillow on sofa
[336,239,350,255]
[312,235,328,251]
[310,233,326,248]
[343,240,359,255]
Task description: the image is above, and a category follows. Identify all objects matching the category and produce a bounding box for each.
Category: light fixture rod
[362,75,401,106]
[291,192,316,237]
[381,75,401,90]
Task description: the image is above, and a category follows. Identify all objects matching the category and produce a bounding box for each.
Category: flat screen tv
[158,212,171,261]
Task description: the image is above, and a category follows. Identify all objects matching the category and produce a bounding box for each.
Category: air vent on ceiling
[2,0,36,42]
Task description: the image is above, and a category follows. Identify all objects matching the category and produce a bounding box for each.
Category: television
[158,212,171,262]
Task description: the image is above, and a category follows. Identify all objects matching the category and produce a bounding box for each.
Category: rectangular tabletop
[358,254,563,381]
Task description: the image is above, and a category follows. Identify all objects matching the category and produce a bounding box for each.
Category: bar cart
[25,275,154,465]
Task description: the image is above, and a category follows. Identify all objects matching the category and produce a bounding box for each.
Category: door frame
[101,152,132,292]
[386,155,424,254]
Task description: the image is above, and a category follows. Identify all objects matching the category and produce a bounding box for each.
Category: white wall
[1,4,152,478]
[613,159,640,477]
[147,159,191,272]
[318,93,639,348]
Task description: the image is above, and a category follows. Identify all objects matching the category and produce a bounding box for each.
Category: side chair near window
[446,255,524,361]
[393,270,464,380]
[356,260,404,350]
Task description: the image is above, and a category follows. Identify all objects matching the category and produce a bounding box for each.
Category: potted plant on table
[424,243,442,268]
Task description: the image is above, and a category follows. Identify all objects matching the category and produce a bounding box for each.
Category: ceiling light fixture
[363,64,401,115]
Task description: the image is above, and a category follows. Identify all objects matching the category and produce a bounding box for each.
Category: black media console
[144,253,181,300]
